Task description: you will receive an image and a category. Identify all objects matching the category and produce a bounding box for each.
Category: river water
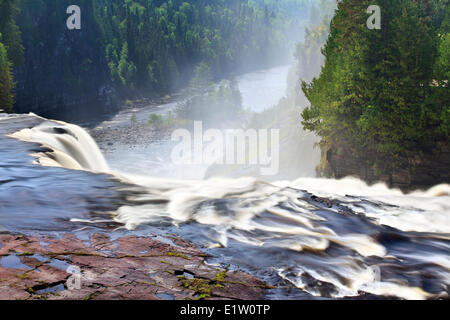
[93,65,292,180]
[1,65,449,300]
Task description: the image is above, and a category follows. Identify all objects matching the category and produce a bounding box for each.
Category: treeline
[205,0,336,180]
[98,0,310,93]
[0,0,22,112]
[0,0,313,118]
[301,0,450,182]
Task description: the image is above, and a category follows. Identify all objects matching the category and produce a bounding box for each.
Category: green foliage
[0,0,23,67]
[130,114,137,124]
[190,63,213,89]
[6,0,318,114]
[146,110,191,129]
[176,79,243,127]
[167,251,189,259]
[0,0,23,112]
[109,42,137,87]
[94,0,312,95]
[0,36,14,112]
[294,0,336,83]
[301,0,450,177]
[435,5,450,81]
[148,113,163,126]
[436,33,450,80]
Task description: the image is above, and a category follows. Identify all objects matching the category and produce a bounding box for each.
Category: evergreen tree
[0,0,22,112]
[0,0,23,67]
[302,0,449,178]
[0,34,14,112]
[3,0,332,114]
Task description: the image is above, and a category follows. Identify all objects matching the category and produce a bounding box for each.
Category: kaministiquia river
[0,65,449,300]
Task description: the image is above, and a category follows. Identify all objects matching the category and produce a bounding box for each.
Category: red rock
[90,233,117,251]
[0,232,265,300]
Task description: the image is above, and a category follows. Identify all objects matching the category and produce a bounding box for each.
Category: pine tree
[0,35,14,112]
[301,0,448,178]
[0,0,23,67]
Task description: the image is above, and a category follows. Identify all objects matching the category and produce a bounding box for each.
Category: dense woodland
[301,0,450,183]
[0,0,449,186]
[199,0,332,180]
[0,0,314,117]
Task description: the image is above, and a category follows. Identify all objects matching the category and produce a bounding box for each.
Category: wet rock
[90,233,117,252]
[0,225,8,234]
[0,232,266,300]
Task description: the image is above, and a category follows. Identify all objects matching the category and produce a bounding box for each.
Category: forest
[0,0,313,117]
[0,0,449,302]
[301,0,449,185]
[0,0,448,186]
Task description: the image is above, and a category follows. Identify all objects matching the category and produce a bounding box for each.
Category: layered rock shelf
[0,232,267,300]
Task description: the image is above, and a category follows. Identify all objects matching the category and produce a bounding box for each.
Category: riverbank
[89,65,294,179]
[0,113,267,300]
[90,121,171,151]
[2,113,450,300]
[0,231,267,300]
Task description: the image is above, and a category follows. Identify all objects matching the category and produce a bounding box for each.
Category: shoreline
[0,231,267,300]
[0,114,267,300]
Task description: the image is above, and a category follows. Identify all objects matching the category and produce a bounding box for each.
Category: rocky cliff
[321,143,450,191]
[12,1,118,121]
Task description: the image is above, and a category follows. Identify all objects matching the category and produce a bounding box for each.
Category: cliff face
[321,143,450,191]
[12,1,118,121]
[13,34,116,120]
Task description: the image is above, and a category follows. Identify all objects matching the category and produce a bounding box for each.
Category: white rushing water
[10,119,109,172]
[5,63,449,301]
[9,113,450,300]
[6,61,449,300]
[97,65,296,180]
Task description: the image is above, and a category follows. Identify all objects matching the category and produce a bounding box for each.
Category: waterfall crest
[7,115,450,300]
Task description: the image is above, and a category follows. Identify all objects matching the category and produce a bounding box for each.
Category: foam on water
[10,117,109,172]
[8,116,450,300]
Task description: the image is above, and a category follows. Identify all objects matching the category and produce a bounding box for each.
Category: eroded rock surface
[0,233,266,300]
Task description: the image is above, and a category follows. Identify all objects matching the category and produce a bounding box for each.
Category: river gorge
[1,66,449,300]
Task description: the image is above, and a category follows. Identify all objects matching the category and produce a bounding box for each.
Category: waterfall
[9,118,109,172]
[7,114,450,300]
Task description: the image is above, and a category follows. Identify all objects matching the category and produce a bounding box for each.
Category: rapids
[5,113,450,300]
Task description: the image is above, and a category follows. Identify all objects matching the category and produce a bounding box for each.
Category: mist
[1,0,449,302]
[194,0,337,181]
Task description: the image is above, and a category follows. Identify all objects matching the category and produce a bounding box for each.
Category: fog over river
[1,65,449,300]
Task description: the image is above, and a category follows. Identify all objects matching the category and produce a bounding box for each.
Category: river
[91,65,292,180]
[1,65,449,300]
